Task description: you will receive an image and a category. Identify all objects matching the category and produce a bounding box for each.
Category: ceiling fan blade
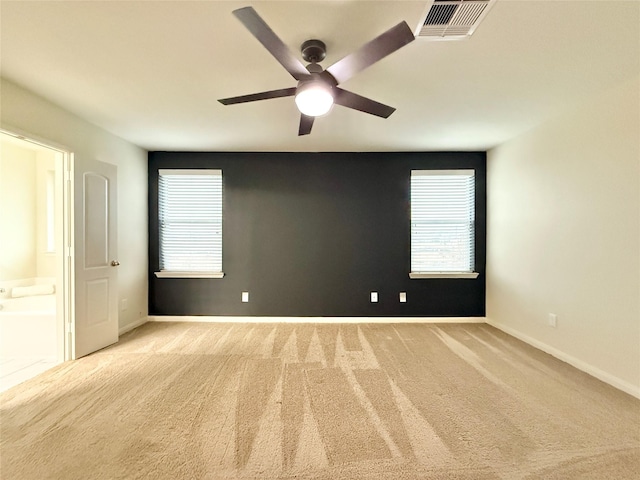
[326,21,415,85]
[333,88,396,118]
[218,87,297,105]
[298,114,314,136]
[233,7,311,81]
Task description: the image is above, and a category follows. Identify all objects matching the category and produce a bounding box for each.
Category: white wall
[35,149,57,278]
[0,142,37,280]
[0,142,57,280]
[1,78,148,332]
[487,75,640,397]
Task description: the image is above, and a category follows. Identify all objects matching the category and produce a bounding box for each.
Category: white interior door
[74,159,118,358]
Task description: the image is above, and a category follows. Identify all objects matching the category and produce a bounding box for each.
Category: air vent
[417,0,496,40]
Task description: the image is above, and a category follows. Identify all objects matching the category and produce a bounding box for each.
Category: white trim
[148,316,486,324]
[1,128,73,363]
[0,125,71,153]
[486,318,640,400]
[158,170,223,274]
[118,316,149,335]
[412,169,475,176]
[411,169,476,274]
[140,313,640,399]
[155,271,224,279]
[144,314,638,398]
[410,272,479,279]
[159,169,221,176]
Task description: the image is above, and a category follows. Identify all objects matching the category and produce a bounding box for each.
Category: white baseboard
[148,315,486,324]
[119,316,149,335]
[486,318,640,400]
[136,314,639,398]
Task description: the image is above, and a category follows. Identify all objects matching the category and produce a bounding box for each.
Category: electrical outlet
[399,292,407,303]
[121,298,128,311]
[370,292,378,303]
[242,292,249,303]
[548,313,557,327]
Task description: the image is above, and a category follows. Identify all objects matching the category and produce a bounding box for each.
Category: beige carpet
[1,322,638,479]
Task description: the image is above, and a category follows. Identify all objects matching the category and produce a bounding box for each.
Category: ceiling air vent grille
[417,0,496,40]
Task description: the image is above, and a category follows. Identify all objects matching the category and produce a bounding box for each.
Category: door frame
[0,127,74,361]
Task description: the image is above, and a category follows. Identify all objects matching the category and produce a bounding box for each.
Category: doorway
[0,130,71,391]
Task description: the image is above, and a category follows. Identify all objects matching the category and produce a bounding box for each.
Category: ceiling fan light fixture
[219,7,416,135]
[295,82,334,117]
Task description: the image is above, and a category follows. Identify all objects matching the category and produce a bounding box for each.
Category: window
[155,169,223,278]
[410,169,478,278]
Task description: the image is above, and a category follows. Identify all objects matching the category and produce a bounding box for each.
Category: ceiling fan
[218,6,415,136]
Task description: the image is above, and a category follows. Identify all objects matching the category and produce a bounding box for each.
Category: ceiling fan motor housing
[296,71,337,100]
[301,39,326,63]
[219,7,416,135]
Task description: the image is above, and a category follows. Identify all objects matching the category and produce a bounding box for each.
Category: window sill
[409,272,479,279]
[155,271,225,279]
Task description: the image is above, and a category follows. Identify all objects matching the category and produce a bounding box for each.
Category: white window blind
[157,169,223,277]
[410,170,476,276]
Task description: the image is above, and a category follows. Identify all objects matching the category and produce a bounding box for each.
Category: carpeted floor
[1,322,638,479]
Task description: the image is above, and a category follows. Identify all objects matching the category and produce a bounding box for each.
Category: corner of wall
[486,317,640,399]
[486,75,640,397]
[119,316,149,336]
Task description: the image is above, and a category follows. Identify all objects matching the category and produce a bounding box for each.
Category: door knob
[111,260,120,266]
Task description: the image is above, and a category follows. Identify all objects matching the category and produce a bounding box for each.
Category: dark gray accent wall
[149,152,486,317]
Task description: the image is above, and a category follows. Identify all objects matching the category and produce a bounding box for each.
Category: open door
[73,159,118,358]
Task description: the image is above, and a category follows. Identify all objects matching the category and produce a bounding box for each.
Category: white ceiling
[1,0,638,152]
